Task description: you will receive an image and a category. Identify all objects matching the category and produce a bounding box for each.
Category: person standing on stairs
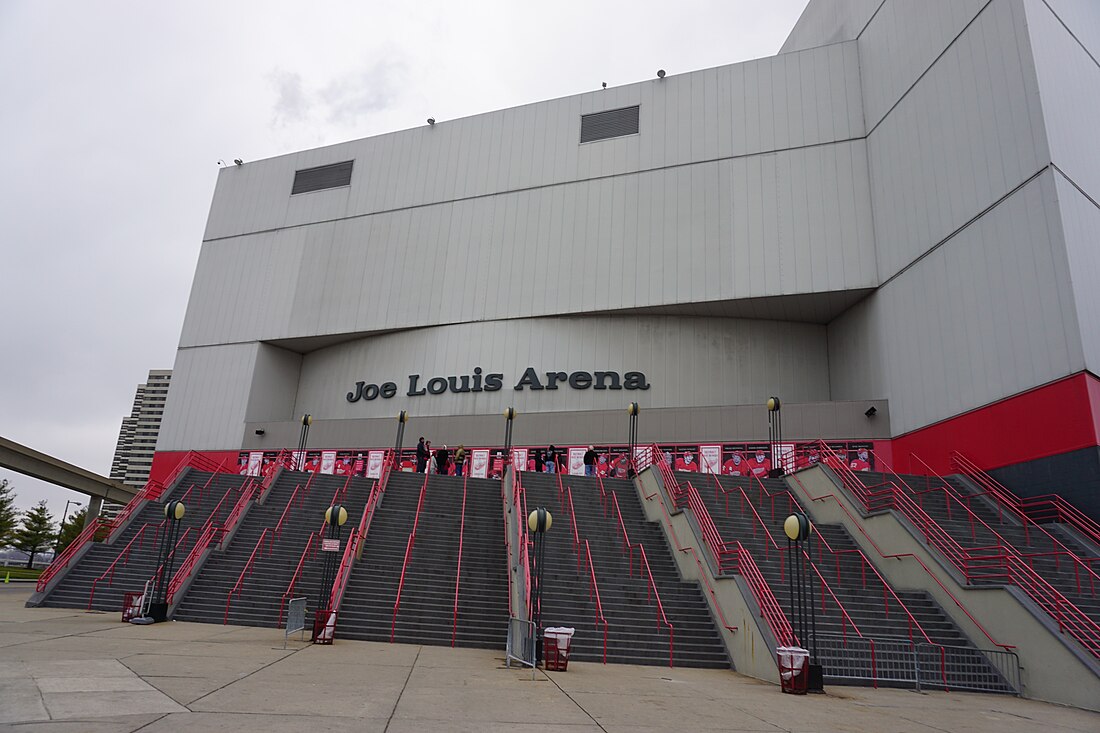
[416,437,430,473]
[436,445,450,475]
[454,445,466,476]
[583,446,598,476]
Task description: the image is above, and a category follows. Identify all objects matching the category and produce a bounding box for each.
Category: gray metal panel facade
[159,0,1099,453]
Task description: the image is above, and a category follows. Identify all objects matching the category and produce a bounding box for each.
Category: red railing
[148,527,195,590]
[819,442,1100,657]
[608,491,675,666]
[506,460,533,621]
[452,470,470,647]
[37,517,111,591]
[391,472,430,641]
[165,476,251,607]
[889,452,1100,597]
[319,451,395,626]
[786,471,1014,650]
[640,480,738,636]
[581,538,609,665]
[224,527,273,624]
[279,532,320,626]
[218,478,260,546]
[952,451,1100,554]
[87,522,158,609]
[679,482,797,646]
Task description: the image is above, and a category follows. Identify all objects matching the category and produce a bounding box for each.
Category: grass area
[1,567,42,580]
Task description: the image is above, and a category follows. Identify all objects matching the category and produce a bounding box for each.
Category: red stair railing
[452,470,470,647]
[608,491,675,666]
[224,527,274,623]
[318,451,395,627]
[37,517,112,592]
[581,538,609,665]
[279,532,320,626]
[819,442,1100,657]
[640,481,738,636]
[87,522,158,610]
[391,472,430,641]
[165,476,251,606]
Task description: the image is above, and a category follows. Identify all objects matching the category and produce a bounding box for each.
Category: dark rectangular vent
[580,105,640,143]
[291,160,354,195]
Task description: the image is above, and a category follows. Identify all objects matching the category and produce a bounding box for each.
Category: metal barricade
[505,616,536,676]
[814,633,1021,694]
[284,596,307,649]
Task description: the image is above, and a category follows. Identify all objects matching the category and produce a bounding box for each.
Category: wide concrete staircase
[336,472,509,648]
[677,471,1015,690]
[174,471,374,627]
[40,471,248,612]
[522,472,728,668]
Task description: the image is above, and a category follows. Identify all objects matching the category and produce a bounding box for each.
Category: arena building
[155,0,1100,516]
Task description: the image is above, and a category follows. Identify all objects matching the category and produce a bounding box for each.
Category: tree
[0,479,18,548]
[13,501,56,569]
[55,507,87,555]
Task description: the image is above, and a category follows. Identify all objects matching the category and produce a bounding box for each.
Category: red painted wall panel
[149,450,242,486]
[891,373,1100,475]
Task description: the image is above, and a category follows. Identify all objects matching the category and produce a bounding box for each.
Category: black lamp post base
[806,663,825,692]
[148,602,168,623]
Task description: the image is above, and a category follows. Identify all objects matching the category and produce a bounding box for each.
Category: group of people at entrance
[582,446,632,478]
[415,437,466,476]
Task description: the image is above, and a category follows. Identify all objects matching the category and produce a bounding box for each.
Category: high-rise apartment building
[110,370,172,491]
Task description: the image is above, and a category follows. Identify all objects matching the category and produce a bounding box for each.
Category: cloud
[321,59,406,125]
[269,69,309,127]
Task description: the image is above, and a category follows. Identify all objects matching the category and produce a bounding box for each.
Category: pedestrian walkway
[1,585,1096,732]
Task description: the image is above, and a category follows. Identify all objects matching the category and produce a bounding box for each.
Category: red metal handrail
[224,527,273,624]
[87,522,156,610]
[952,450,1100,555]
[279,531,320,625]
[321,451,395,626]
[37,517,112,591]
[165,473,257,603]
[167,522,219,605]
[391,471,430,641]
[887,451,1100,597]
[679,482,796,646]
[786,471,1013,650]
[148,527,195,590]
[608,491,676,666]
[581,538,609,665]
[820,442,1100,656]
[452,469,469,647]
[641,482,738,635]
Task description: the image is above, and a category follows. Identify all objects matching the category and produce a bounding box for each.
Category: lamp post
[314,504,348,643]
[626,402,640,476]
[149,499,186,622]
[767,397,784,477]
[783,511,823,692]
[527,507,552,663]
[296,413,313,470]
[55,499,83,553]
[394,410,409,468]
[503,407,517,461]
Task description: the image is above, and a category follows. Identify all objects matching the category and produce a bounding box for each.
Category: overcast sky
[0,0,808,522]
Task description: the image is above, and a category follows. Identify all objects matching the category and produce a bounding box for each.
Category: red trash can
[777,646,809,694]
[543,627,575,671]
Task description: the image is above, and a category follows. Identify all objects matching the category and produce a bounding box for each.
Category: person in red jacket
[722,452,746,476]
[749,450,771,477]
[850,448,871,472]
[596,454,611,478]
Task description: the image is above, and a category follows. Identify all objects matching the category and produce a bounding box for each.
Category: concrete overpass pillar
[84,496,103,528]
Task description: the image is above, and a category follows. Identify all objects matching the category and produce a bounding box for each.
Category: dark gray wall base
[989,446,1100,522]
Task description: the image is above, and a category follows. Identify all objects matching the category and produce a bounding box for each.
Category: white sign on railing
[320,450,337,475]
[471,449,490,479]
[367,450,385,478]
[568,447,585,476]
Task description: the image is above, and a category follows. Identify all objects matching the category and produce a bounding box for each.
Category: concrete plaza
[0,585,1096,732]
